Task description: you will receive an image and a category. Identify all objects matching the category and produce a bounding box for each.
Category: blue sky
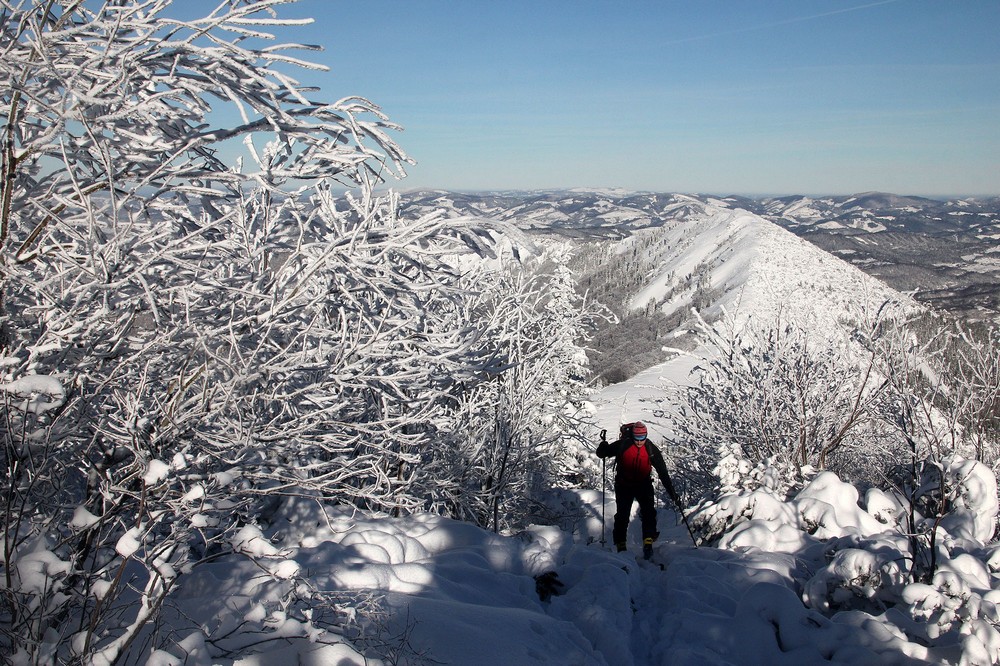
[276,0,999,196]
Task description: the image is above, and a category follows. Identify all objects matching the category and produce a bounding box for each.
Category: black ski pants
[612,478,656,545]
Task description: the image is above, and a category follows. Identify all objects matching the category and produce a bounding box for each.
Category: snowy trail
[577,497,788,666]
[568,497,931,666]
[627,541,796,665]
[588,516,768,665]
[590,352,702,438]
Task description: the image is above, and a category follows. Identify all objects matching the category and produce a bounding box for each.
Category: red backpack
[618,423,652,482]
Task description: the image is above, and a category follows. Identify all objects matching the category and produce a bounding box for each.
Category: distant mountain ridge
[749,192,1000,319]
[401,189,1000,322]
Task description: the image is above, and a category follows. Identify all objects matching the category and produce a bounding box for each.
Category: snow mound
[693,458,1000,664]
[1,374,66,414]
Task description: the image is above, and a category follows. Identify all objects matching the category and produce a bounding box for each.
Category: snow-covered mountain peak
[623,203,919,339]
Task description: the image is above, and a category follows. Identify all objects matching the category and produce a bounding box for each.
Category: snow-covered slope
[622,203,920,334]
[581,201,925,451]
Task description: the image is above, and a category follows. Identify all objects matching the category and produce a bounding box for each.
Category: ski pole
[676,504,699,548]
[664,476,698,547]
[599,429,607,547]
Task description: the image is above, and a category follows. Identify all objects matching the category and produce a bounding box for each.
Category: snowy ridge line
[626,203,921,337]
[403,188,999,320]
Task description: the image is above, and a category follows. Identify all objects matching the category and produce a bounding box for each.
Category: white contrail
[663,0,906,46]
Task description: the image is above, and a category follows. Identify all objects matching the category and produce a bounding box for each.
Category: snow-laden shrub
[865,487,907,527]
[666,310,901,499]
[796,472,889,539]
[690,443,812,544]
[699,465,864,550]
[804,548,906,614]
[692,487,799,546]
[413,249,605,533]
[888,568,1000,660]
[940,457,999,544]
[702,458,1000,664]
[714,442,809,498]
[799,460,1000,657]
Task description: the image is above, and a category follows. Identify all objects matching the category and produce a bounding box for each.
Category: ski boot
[642,537,654,560]
[616,542,627,553]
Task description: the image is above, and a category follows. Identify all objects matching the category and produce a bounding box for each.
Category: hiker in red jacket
[596,421,676,559]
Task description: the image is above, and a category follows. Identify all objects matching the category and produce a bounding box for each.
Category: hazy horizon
[386,185,998,201]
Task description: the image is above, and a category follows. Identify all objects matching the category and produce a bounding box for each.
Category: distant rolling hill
[751,192,1000,320]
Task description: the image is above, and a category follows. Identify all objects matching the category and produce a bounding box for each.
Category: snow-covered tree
[0,0,409,264]
[415,249,604,532]
[0,2,492,662]
[667,309,894,499]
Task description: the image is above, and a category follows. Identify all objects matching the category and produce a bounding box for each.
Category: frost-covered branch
[0,1,500,662]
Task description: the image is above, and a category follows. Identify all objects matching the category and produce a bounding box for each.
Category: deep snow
[134,460,994,665]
